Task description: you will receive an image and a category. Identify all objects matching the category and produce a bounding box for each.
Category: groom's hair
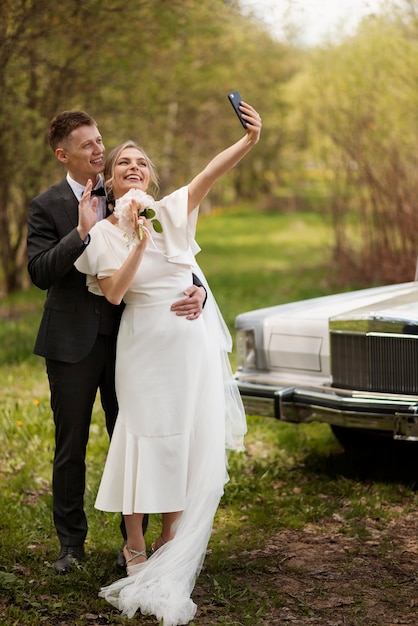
[48,110,97,151]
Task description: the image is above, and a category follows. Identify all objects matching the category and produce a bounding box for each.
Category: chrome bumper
[237,380,418,441]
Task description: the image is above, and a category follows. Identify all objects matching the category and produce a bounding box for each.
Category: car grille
[331,331,418,394]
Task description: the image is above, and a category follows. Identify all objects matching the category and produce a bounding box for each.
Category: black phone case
[228,91,247,128]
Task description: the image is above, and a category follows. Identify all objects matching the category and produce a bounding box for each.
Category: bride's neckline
[106,214,118,226]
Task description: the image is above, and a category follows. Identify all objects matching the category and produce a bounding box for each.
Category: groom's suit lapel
[56,178,79,230]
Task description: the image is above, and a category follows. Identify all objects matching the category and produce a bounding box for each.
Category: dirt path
[194,512,418,625]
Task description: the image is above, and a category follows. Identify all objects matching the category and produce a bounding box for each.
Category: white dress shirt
[66,173,106,221]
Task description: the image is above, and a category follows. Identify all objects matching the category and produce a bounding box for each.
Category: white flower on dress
[113,189,162,238]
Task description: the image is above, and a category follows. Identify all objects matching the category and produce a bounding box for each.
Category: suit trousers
[46,333,118,547]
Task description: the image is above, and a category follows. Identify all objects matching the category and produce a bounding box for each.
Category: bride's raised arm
[187,101,261,213]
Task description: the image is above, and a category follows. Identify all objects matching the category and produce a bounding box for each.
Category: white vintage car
[234,281,418,448]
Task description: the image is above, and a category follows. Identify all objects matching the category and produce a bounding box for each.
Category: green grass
[197,205,337,333]
[1,205,417,625]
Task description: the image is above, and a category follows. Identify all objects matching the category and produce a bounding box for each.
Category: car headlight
[236,329,257,370]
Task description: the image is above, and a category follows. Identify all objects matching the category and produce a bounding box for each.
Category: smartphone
[227,90,247,128]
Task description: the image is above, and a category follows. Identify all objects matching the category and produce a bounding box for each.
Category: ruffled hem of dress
[99,577,197,625]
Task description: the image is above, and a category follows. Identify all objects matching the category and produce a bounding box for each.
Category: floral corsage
[113,189,162,241]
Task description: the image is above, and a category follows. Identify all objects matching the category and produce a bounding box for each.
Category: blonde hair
[104,141,159,202]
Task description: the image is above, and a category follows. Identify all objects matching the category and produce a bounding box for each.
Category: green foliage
[197,204,337,333]
[290,0,418,285]
[0,288,44,364]
[0,0,127,291]
[138,207,162,235]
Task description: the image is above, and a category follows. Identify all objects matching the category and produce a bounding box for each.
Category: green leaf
[152,219,163,233]
[141,208,156,219]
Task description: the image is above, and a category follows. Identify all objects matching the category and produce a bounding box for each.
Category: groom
[27,110,207,574]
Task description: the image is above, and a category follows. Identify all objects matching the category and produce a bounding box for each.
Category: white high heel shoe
[124,545,147,576]
[151,534,167,553]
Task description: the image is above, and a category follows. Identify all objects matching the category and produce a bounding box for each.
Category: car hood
[235,282,418,329]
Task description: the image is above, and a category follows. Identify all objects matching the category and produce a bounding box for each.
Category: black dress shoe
[55,545,84,574]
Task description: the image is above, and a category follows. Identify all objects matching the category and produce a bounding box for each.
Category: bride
[75,99,261,625]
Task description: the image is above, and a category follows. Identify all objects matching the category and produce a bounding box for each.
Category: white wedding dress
[75,186,246,625]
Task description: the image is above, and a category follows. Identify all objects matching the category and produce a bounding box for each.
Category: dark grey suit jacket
[27,178,123,363]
